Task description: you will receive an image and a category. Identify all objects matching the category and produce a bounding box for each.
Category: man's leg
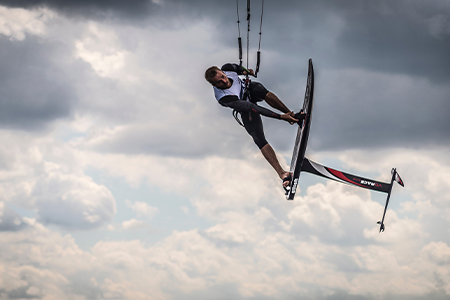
[264,92,291,114]
[260,143,290,182]
[242,111,291,185]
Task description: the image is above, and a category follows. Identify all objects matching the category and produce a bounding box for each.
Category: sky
[0,0,449,299]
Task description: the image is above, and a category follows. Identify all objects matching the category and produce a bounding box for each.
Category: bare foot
[281,172,292,188]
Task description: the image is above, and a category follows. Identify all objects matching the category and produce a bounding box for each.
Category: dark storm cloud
[4,0,447,81]
[0,0,232,22]
[331,1,450,83]
[2,0,447,151]
[2,0,448,82]
[0,37,78,131]
[0,0,159,19]
[252,0,450,82]
[308,74,450,151]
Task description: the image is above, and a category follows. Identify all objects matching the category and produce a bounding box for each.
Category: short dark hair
[205,66,221,83]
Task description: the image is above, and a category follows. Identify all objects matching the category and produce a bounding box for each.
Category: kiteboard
[286,58,315,200]
[284,59,403,232]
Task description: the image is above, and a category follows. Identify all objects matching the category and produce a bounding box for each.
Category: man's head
[205,66,230,89]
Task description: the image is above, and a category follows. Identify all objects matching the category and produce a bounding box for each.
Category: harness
[232,74,252,127]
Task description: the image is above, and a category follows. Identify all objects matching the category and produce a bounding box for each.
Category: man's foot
[294,110,306,125]
[282,173,292,195]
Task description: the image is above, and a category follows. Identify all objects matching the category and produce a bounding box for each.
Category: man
[205,63,304,190]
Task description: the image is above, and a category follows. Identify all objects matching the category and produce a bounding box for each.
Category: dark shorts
[218,81,271,150]
[241,108,267,149]
[248,81,269,103]
[242,82,269,149]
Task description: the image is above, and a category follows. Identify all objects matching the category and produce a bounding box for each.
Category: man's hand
[285,111,300,125]
[281,113,298,124]
[243,69,255,77]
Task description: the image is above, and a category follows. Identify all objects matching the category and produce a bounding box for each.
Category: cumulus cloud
[125,200,159,219]
[0,210,447,299]
[1,147,450,299]
[122,219,148,230]
[0,6,53,40]
[33,162,116,229]
[0,202,27,231]
[75,22,130,79]
[422,241,450,265]
[0,132,116,230]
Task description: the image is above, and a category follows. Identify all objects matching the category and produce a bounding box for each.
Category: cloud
[0,0,161,20]
[0,202,28,231]
[1,215,437,299]
[33,162,116,229]
[0,132,116,230]
[0,36,79,131]
[75,22,130,79]
[122,219,148,230]
[422,241,450,265]
[125,200,159,219]
[304,68,450,152]
[0,6,54,40]
[1,144,450,299]
[2,1,448,156]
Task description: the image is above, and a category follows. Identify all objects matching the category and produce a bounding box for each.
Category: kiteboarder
[205,63,304,189]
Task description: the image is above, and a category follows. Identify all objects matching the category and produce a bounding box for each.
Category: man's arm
[221,63,254,76]
[219,97,299,123]
[219,96,280,119]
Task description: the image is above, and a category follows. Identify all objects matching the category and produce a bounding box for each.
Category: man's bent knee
[252,134,268,149]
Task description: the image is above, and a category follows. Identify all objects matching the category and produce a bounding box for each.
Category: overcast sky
[0,0,449,299]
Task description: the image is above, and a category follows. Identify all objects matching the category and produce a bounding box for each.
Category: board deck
[286,59,315,200]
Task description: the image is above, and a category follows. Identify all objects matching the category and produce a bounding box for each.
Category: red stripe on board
[327,168,366,188]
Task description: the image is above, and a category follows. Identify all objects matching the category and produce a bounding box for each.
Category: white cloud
[0,132,116,230]
[33,162,116,229]
[122,219,148,230]
[180,206,189,214]
[125,200,159,219]
[422,241,450,265]
[0,6,54,41]
[75,22,130,79]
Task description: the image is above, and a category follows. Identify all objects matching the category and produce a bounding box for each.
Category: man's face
[210,70,230,89]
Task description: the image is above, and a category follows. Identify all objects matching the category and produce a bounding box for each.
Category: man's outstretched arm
[219,97,298,123]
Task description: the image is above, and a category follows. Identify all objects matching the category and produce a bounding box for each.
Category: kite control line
[236,0,264,77]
